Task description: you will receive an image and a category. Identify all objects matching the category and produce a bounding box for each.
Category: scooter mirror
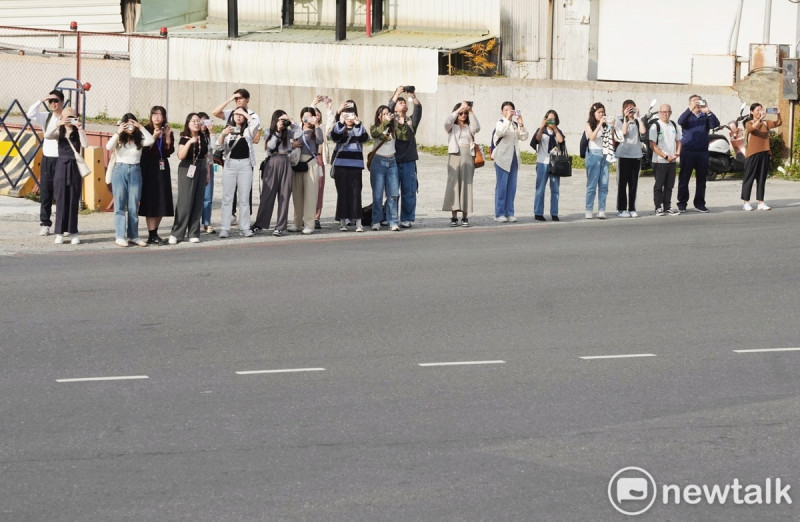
[649,99,657,110]
[739,102,747,115]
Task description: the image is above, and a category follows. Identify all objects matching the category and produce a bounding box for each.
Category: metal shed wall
[208,0,499,32]
[499,0,547,62]
[0,0,123,33]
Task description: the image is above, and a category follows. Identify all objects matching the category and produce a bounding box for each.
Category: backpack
[650,120,677,146]
[489,129,503,160]
[579,131,588,159]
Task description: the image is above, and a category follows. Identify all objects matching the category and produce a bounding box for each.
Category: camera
[403,86,416,93]
[231,127,241,135]
[466,101,473,107]
[698,99,707,107]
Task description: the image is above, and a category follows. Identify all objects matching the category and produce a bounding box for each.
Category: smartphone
[345,102,354,109]
[766,107,779,114]
[513,110,522,117]
[403,85,416,93]
[698,99,707,107]
[202,118,213,127]
[69,118,79,125]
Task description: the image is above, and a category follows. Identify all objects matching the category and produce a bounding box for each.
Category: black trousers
[616,157,640,211]
[39,155,57,227]
[677,149,708,209]
[741,151,770,202]
[653,162,677,210]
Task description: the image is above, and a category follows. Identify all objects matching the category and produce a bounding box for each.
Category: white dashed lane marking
[733,347,800,354]
[418,360,506,367]
[579,354,656,360]
[56,375,149,383]
[235,368,326,375]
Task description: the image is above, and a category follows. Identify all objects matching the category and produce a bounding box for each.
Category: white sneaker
[400,221,411,228]
[372,224,380,231]
[630,211,639,218]
[39,226,50,236]
[168,235,178,245]
[287,225,300,232]
[597,211,606,219]
[743,202,753,211]
[70,235,80,245]
[390,224,400,231]
[302,227,313,235]
[585,211,593,219]
[507,216,517,222]
[54,234,64,244]
[131,238,147,247]
[618,210,630,218]
[757,203,771,210]
[219,229,229,238]
[494,216,508,223]
[189,237,200,243]
[355,225,364,232]
[115,238,128,247]
[339,221,348,232]
[239,229,254,237]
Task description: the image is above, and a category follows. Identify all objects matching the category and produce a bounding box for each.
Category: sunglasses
[48,99,61,104]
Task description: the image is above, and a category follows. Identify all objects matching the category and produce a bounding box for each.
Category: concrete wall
[162,76,745,151]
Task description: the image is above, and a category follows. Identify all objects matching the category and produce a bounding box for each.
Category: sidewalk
[2,150,799,255]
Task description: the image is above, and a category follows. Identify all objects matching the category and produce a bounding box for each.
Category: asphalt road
[2,207,799,521]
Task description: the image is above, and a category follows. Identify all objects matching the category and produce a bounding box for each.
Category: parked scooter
[707,102,749,180]
[638,99,659,171]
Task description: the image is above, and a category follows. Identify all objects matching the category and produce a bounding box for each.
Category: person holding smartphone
[443,101,480,227]
[140,106,175,244]
[584,103,611,219]
[614,100,646,218]
[217,107,258,238]
[676,95,719,213]
[742,103,782,211]
[27,89,65,237]
[106,113,155,247]
[168,113,209,244]
[493,101,528,222]
[330,100,369,232]
[388,86,422,228]
[289,107,325,234]
[43,107,87,245]
[252,110,300,237]
[530,109,564,221]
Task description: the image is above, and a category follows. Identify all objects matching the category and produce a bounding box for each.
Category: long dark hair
[181,112,200,137]
[145,105,167,134]
[269,109,288,136]
[452,102,470,125]
[544,109,560,126]
[588,102,605,131]
[118,113,144,149]
[197,111,211,139]
[373,105,391,126]
[335,99,359,121]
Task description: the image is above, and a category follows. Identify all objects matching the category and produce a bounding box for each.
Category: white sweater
[106,128,155,164]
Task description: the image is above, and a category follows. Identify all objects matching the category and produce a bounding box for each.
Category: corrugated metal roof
[167,24,492,52]
[0,0,123,33]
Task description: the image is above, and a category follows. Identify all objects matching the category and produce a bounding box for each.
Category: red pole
[366,0,372,37]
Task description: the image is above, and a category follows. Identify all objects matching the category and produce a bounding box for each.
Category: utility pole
[336,0,346,41]
[227,0,238,38]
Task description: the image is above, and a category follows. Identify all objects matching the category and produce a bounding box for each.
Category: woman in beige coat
[443,101,480,227]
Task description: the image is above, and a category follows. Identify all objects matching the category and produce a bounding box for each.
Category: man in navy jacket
[676,95,720,212]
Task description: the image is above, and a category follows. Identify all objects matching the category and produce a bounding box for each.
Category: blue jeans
[534,162,560,216]
[585,150,609,212]
[397,160,417,222]
[112,163,142,240]
[371,155,399,226]
[202,167,214,226]
[494,154,518,218]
